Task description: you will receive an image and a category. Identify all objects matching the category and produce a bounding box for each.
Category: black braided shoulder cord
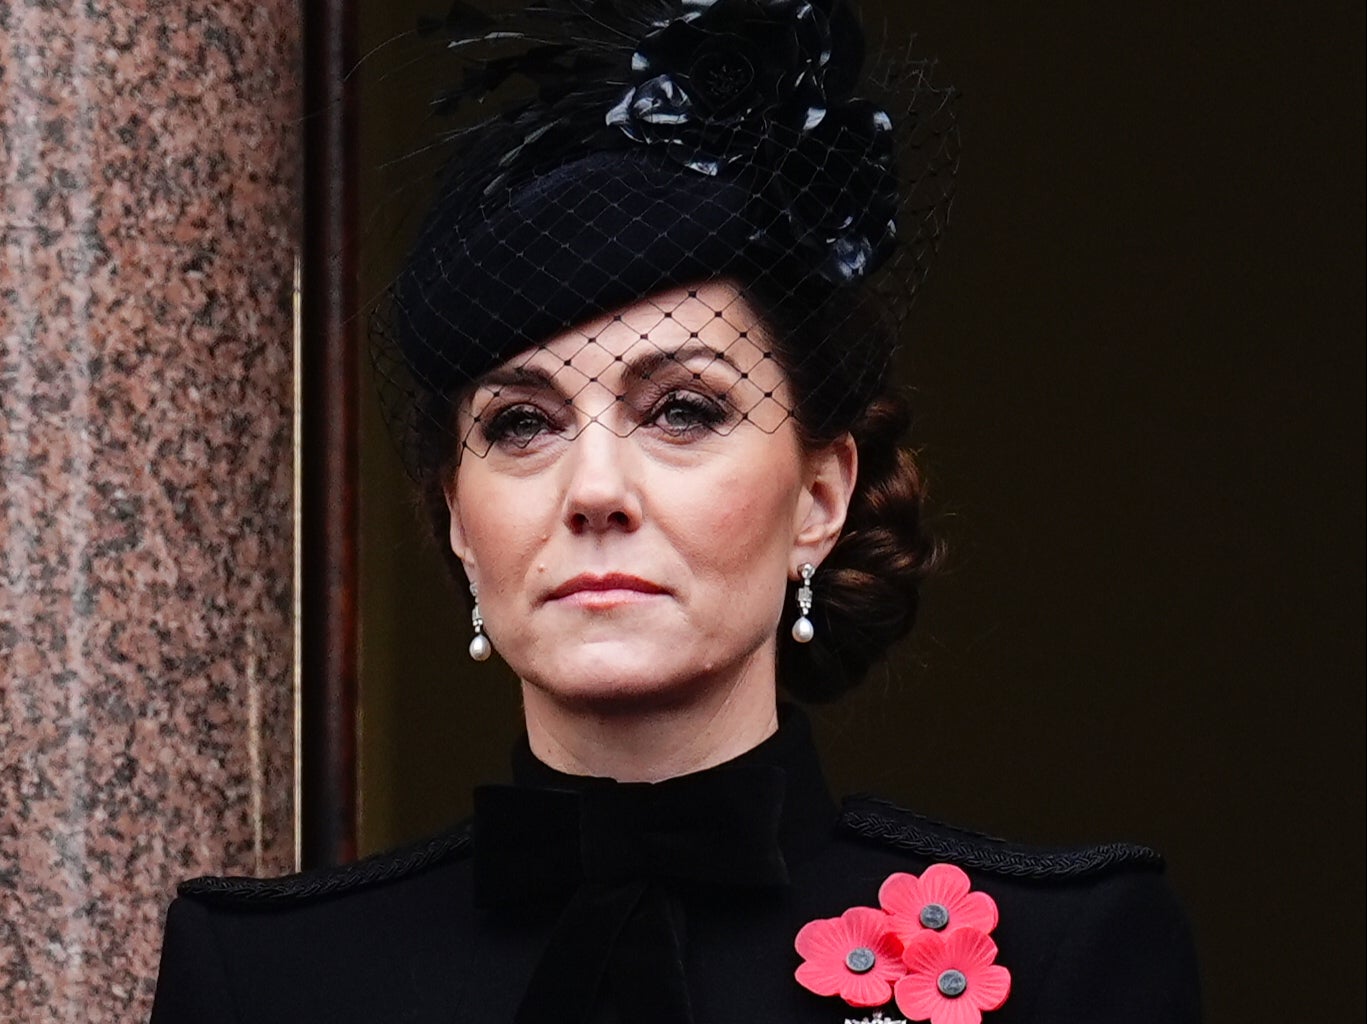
[177,824,473,906]
[837,797,1163,881]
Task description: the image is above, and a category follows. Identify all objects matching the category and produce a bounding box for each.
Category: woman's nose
[561,421,643,534]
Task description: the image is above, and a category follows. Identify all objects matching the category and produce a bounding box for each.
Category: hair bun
[779,389,942,701]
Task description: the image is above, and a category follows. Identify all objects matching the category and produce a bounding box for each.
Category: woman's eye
[481,405,555,447]
[650,392,729,436]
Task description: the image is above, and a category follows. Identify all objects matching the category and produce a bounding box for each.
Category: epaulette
[837,796,1163,881]
[177,821,473,907]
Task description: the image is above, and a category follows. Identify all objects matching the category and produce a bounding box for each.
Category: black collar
[505,703,838,874]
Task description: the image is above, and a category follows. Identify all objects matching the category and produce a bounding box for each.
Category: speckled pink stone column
[0,3,301,1021]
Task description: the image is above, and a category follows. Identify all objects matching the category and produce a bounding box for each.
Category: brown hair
[752,283,942,701]
[776,389,941,701]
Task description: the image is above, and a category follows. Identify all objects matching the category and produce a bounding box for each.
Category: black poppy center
[845,946,877,974]
[937,969,968,998]
[919,902,950,931]
[690,47,757,112]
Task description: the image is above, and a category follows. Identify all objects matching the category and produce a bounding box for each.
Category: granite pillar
[1,2,301,1021]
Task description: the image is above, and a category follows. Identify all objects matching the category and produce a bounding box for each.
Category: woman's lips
[546,573,669,607]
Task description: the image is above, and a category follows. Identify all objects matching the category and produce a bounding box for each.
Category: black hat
[393,148,760,393]
[371,0,959,473]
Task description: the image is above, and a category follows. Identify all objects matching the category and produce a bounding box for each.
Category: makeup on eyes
[466,345,748,451]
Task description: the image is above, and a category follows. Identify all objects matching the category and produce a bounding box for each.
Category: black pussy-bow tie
[472,763,791,1024]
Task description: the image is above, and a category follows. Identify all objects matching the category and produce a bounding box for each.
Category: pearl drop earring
[468,582,492,662]
[791,563,816,643]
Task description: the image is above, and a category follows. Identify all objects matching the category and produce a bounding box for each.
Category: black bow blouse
[150,709,1201,1023]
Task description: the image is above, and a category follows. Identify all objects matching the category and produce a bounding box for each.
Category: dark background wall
[355,3,1365,1021]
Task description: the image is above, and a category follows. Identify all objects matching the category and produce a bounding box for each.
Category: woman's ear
[443,477,474,570]
[792,433,858,570]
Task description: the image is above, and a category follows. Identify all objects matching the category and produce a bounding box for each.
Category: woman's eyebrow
[472,343,745,398]
[473,364,561,393]
[625,343,744,382]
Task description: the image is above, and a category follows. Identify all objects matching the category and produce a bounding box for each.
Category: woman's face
[447,281,854,708]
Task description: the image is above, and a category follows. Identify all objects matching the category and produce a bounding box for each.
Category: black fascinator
[369,0,959,476]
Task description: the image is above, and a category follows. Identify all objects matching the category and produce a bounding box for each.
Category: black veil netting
[361,0,960,480]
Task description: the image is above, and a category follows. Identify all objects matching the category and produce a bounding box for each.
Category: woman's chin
[518,642,719,710]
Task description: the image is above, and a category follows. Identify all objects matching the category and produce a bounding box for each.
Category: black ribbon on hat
[472,764,791,1024]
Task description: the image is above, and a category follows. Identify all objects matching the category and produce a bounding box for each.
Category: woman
[151,2,1201,1021]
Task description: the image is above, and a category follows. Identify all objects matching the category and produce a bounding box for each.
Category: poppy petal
[937,999,984,1024]
[878,871,923,916]
[795,959,843,997]
[893,971,942,1019]
[842,970,896,1007]
[953,890,999,934]
[971,964,1012,1011]
[902,930,949,973]
[918,863,972,906]
[945,926,998,967]
[794,917,844,958]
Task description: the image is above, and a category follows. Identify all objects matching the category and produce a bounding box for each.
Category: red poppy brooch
[794,864,1012,1024]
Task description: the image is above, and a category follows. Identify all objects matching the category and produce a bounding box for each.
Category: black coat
[149,711,1200,1023]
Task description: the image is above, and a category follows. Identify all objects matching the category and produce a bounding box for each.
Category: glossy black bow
[472,764,791,1024]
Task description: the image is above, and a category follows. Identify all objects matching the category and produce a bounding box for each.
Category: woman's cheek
[710,464,799,550]
[687,485,795,606]
[468,484,539,591]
